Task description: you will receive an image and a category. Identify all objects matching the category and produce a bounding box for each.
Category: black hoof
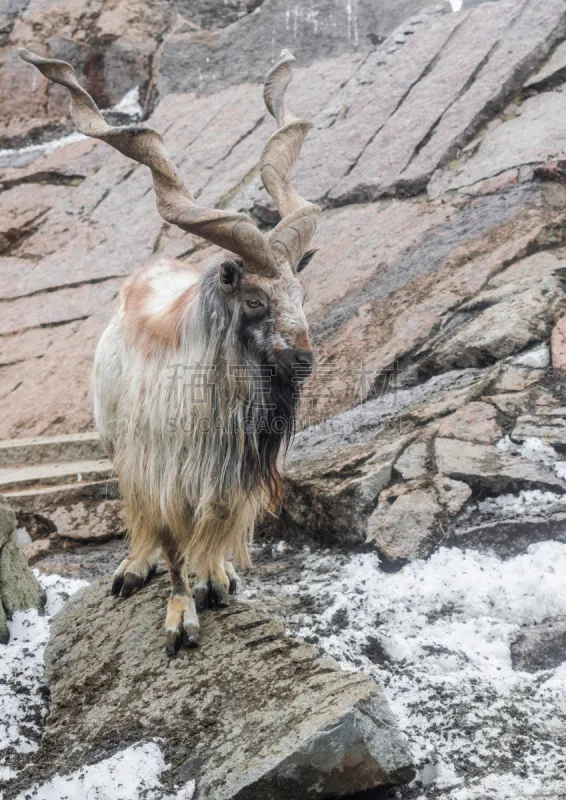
[166,628,199,655]
[111,573,124,596]
[111,564,156,598]
[213,584,230,608]
[119,572,146,598]
[194,580,231,610]
[194,581,211,611]
[183,630,199,648]
[229,577,237,596]
[166,630,182,657]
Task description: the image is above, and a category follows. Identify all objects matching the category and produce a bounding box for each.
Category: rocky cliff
[4,0,566,559]
[3,0,566,798]
[2,0,566,442]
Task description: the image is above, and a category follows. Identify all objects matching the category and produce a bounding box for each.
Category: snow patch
[474,488,566,519]
[0,572,87,772]
[247,543,566,798]
[511,343,550,369]
[496,434,558,465]
[110,86,143,118]
[494,435,566,488]
[1,572,196,800]
[14,743,196,800]
[0,131,85,160]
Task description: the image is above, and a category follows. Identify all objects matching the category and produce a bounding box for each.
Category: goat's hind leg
[226,559,239,596]
[164,547,199,656]
[194,557,236,611]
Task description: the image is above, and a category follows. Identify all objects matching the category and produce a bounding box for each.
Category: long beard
[248,369,298,502]
[198,269,301,508]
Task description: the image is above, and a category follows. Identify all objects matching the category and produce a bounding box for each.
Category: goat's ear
[296,248,318,273]
[218,260,243,294]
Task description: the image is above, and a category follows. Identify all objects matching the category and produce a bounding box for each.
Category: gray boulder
[7,573,414,799]
[365,476,471,568]
[367,483,442,566]
[258,368,489,550]
[0,495,44,643]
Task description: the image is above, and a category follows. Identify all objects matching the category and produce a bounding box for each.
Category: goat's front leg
[163,548,199,656]
[111,549,160,597]
[194,557,238,611]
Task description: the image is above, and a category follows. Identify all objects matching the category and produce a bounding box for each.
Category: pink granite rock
[551,315,566,379]
[437,402,501,444]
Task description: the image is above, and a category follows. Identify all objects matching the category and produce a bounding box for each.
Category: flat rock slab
[430,90,566,196]
[0,458,113,492]
[437,401,501,444]
[450,516,566,560]
[366,484,441,566]
[435,437,566,494]
[49,499,126,543]
[511,616,566,672]
[326,0,566,205]
[525,38,566,89]
[512,412,566,447]
[8,575,414,799]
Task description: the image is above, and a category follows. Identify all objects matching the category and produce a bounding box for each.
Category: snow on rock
[463,436,566,520]
[3,539,566,798]
[14,743,195,800]
[26,572,412,798]
[244,542,566,798]
[0,132,86,161]
[0,573,197,800]
[109,87,143,118]
[511,344,550,369]
[497,434,561,468]
[0,572,87,780]
[473,488,566,520]
[0,85,140,172]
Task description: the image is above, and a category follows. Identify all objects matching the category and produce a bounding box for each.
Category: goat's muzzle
[277,348,315,383]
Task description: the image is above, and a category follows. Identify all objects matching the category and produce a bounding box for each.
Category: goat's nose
[294,349,315,368]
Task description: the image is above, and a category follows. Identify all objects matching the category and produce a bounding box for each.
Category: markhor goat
[20,47,319,653]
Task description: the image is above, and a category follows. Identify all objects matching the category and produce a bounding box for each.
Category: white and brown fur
[94,252,314,653]
[19,46,320,654]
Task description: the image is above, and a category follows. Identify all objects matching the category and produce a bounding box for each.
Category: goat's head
[19,48,319,383]
[217,249,316,381]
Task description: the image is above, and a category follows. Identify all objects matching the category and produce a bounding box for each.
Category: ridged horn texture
[260,49,320,270]
[18,47,278,277]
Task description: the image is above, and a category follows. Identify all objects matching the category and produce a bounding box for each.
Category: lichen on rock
[0,496,44,643]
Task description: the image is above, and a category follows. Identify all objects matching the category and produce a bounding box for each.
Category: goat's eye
[246,299,262,309]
